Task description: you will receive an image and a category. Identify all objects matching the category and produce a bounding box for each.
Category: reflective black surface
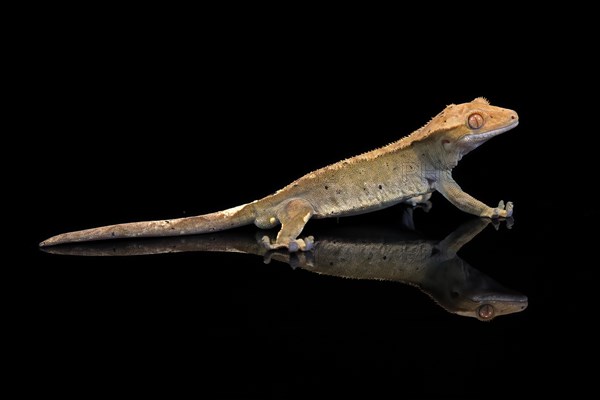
[33,198,589,397]
[25,22,597,397]
[42,213,528,321]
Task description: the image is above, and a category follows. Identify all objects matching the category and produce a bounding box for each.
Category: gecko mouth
[458,120,519,151]
[461,120,519,143]
[471,292,528,304]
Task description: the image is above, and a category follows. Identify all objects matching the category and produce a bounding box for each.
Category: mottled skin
[40,97,519,250]
[41,216,528,320]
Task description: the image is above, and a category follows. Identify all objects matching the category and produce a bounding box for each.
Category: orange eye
[468,113,484,129]
[477,304,495,320]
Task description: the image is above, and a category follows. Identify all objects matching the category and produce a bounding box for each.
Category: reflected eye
[477,304,495,320]
[468,113,484,129]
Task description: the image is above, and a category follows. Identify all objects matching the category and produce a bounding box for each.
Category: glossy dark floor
[26,38,595,395]
[31,193,593,397]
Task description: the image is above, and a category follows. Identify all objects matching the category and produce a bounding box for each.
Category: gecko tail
[39,204,256,247]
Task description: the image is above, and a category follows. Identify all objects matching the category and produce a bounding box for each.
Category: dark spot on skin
[329,262,334,266]
[325,185,329,190]
[336,189,342,194]
[382,256,387,260]
[171,227,175,230]
[511,115,516,119]
[111,232,115,237]
[364,187,367,191]
[426,178,435,185]
[378,185,383,189]
[165,220,170,223]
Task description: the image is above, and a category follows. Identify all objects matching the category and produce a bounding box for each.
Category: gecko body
[40,97,518,251]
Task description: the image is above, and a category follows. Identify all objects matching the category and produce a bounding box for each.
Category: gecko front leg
[436,173,513,218]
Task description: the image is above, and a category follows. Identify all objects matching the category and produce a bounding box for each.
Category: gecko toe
[506,216,515,229]
[304,236,315,251]
[288,241,299,252]
[505,201,514,217]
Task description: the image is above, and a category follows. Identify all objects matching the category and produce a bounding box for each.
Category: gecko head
[431,259,528,321]
[435,97,519,157]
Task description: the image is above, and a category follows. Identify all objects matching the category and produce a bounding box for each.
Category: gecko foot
[261,235,315,252]
[262,248,316,269]
[288,251,316,269]
[492,216,515,230]
[491,200,514,219]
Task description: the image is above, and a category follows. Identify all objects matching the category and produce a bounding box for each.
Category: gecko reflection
[43,215,527,320]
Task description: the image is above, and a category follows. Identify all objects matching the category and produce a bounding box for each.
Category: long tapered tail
[39,203,256,247]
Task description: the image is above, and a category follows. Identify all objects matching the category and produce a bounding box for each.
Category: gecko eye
[477,304,495,321]
[467,113,484,129]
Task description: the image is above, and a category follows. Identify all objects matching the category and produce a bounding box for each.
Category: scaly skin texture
[40,97,519,250]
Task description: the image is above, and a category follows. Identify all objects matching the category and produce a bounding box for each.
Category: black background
[21,8,597,399]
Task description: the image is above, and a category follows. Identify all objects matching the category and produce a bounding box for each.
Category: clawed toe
[505,201,514,217]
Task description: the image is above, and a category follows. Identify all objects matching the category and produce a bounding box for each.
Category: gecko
[40,97,519,251]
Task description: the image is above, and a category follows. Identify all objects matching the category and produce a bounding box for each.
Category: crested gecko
[40,97,518,251]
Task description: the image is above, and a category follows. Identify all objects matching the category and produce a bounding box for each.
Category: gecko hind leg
[261,198,315,252]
